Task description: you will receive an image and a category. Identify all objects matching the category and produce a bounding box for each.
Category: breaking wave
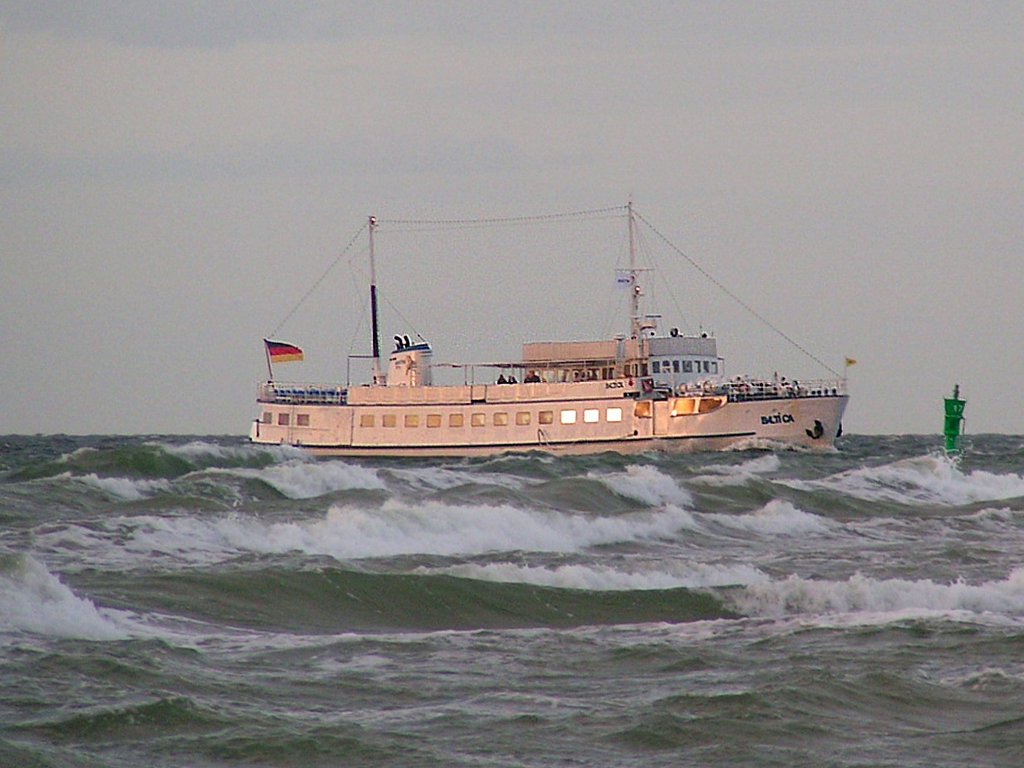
[783,453,1024,506]
[729,568,1024,622]
[0,553,128,640]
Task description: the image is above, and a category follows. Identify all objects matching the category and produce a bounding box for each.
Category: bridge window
[404,414,419,428]
[583,409,599,423]
[427,414,442,428]
[382,414,396,428]
[277,413,289,426]
[262,412,272,424]
[607,407,622,422]
[683,361,693,373]
[516,412,531,426]
[652,361,661,373]
[360,414,375,428]
[673,360,680,373]
[560,409,577,425]
[449,413,464,428]
[296,414,310,427]
[494,412,508,426]
[471,413,486,427]
[539,410,554,425]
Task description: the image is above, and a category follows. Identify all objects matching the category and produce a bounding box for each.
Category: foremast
[368,215,384,385]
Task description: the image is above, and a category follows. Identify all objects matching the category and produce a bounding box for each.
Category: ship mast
[368,215,383,385]
[627,199,642,339]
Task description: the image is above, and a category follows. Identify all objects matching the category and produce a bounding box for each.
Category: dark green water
[2,434,1024,766]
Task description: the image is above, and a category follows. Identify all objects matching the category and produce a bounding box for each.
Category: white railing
[718,377,847,402]
[257,381,347,405]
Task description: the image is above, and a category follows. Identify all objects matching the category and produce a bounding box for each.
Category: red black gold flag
[264,339,304,363]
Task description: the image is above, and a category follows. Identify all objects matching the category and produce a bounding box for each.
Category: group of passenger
[725,376,810,399]
[496,371,543,384]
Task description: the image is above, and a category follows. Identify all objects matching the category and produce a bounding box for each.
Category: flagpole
[263,339,274,381]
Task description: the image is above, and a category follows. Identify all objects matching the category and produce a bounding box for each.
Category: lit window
[539,410,554,425]
[607,407,622,422]
[449,413,464,428]
[516,412,531,426]
[493,412,508,426]
[382,414,396,428]
[560,410,577,425]
[583,409,599,423]
[427,414,442,428]
[404,414,419,428]
[296,414,310,427]
[277,413,290,426]
[360,414,375,428]
[471,413,486,427]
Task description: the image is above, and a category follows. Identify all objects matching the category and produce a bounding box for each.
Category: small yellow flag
[845,357,857,367]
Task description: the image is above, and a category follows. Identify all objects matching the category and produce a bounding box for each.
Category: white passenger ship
[249,204,848,456]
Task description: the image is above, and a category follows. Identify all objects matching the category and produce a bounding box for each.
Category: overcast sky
[2,1,1021,436]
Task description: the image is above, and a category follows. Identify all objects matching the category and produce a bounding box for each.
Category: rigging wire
[634,210,840,376]
[632,222,694,334]
[267,221,368,339]
[377,205,627,231]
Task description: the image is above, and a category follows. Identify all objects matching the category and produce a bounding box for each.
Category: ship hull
[250,386,848,457]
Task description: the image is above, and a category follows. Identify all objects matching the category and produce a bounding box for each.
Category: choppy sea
[2,434,1024,767]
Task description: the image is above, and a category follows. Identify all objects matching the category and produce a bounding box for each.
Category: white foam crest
[75,473,171,501]
[114,502,700,562]
[299,501,700,558]
[230,459,386,498]
[784,454,1024,506]
[692,454,782,487]
[429,560,769,591]
[156,440,292,462]
[731,568,1024,620]
[0,555,128,640]
[386,465,533,492]
[705,500,831,536]
[591,465,692,508]
[703,454,781,476]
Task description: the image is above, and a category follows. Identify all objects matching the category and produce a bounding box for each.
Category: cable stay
[266,202,837,379]
[268,221,368,339]
[376,205,626,232]
[633,210,840,377]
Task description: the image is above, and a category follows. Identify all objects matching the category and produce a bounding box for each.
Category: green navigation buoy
[944,384,966,455]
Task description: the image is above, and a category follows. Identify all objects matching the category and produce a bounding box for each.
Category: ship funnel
[386,340,433,387]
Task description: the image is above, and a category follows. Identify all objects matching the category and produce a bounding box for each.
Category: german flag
[264,339,303,363]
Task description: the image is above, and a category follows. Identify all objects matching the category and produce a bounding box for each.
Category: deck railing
[718,378,847,402]
[257,381,347,405]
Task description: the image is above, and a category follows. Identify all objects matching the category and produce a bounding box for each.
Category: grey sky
[1,2,1021,435]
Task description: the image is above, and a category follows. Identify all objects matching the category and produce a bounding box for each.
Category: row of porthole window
[263,412,310,426]
[360,407,624,429]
